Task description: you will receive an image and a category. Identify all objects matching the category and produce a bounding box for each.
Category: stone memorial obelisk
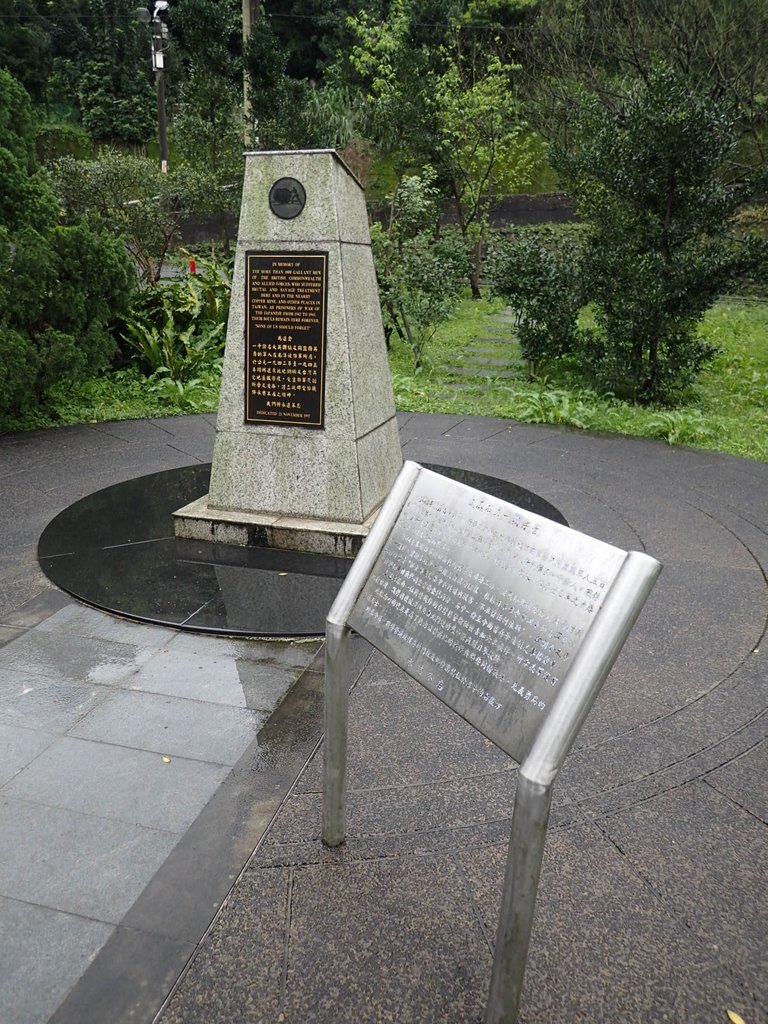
[174,149,402,556]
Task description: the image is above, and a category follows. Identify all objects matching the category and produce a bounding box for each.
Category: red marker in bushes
[189,257,197,274]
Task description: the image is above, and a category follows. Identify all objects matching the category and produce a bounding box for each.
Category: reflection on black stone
[37,463,566,637]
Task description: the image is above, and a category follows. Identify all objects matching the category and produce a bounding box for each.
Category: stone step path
[439,307,525,393]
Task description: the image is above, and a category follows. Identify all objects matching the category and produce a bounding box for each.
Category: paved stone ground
[1,412,766,1024]
[0,416,321,1024]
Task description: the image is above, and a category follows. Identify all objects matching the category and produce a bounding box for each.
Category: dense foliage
[371,170,470,369]
[0,69,134,421]
[488,224,585,368]
[0,0,766,424]
[491,66,767,404]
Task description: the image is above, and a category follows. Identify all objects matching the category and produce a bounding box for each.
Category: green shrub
[0,220,134,418]
[487,224,586,370]
[373,225,470,368]
[372,170,470,369]
[52,154,229,285]
[119,250,231,382]
[553,64,767,404]
[35,122,94,163]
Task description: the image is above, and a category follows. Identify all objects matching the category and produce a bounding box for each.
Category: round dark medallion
[268,177,306,219]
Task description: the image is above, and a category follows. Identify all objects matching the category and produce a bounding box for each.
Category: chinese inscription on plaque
[245,251,328,428]
[348,473,628,759]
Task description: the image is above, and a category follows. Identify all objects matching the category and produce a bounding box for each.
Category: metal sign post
[322,460,661,1022]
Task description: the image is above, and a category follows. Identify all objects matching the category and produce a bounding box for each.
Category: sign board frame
[322,460,661,1023]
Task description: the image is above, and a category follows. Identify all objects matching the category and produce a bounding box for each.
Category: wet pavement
[0,412,766,1024]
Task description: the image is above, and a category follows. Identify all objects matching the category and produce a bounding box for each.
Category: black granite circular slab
[37,464,566,637]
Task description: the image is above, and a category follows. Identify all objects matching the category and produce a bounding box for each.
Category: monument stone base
[173,494,376,558]
[174,148,402,557]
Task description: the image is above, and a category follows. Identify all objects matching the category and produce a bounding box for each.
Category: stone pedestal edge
[173,494,377,558]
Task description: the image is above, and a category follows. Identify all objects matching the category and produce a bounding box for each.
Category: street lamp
[137,2,170,172]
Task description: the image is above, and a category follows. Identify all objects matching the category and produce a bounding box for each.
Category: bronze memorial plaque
[245,251,328,428]
[348,469,629,761]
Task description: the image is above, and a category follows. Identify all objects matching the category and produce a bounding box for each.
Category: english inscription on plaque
[245,251,328,428]
[348,471,629,761]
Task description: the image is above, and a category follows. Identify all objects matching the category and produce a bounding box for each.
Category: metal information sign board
[322,461,661,1023]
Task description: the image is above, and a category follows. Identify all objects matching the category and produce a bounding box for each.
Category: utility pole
[242,0,259,146]
[137,1,170,172]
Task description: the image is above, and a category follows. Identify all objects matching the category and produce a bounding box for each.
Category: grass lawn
[389,295,768,463]
[2,296,766,464]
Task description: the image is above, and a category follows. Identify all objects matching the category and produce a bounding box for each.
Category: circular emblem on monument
[268,177,306,219]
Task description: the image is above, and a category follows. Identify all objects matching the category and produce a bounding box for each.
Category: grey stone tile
[460,825,760,1023]
[0,723,55,786]
[0,588,73,628]
[4,736,229,831]
[0,629,140,685]
[235,658,307,714]
[600,781,768,1005]
[0,574,53,622]
[119,647,248,706]
[122,658,327,945]
[445,365,519,378]
[0,669,111,732]
[706,739,768,822]
[35,603,177,649]
[457,355,518,366]
[48,925,195,1024]
[69,690,264,765]
[0,797,178,922]
[0,624,25,648]
[0,896,113,1024]
[168,631,321,668]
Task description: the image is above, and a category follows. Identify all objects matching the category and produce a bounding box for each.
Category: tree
[431,53,535,295]
[77,0,155,143]
[552,64,766,404]
[346,0,538,293]
[0,70,134,420]
[173,0,244,150]
[522,0,768,176]
[0,0,51,105]
[488,224,585,370]
[53,153,221,285]
[372,170,469,368]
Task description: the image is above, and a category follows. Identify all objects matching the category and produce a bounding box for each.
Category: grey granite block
[0,669,111,733]
[461,822,762,1022]
[0,722,55,786]
[599,781,768,1004]
[705,738,768,822]
[68,690,265,765]
[4,736,229,832]
[0,896,113,1024]
[161,855,491,1024]
[0,797,178,921]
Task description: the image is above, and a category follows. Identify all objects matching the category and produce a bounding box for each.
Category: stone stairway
[441,307,524,391]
